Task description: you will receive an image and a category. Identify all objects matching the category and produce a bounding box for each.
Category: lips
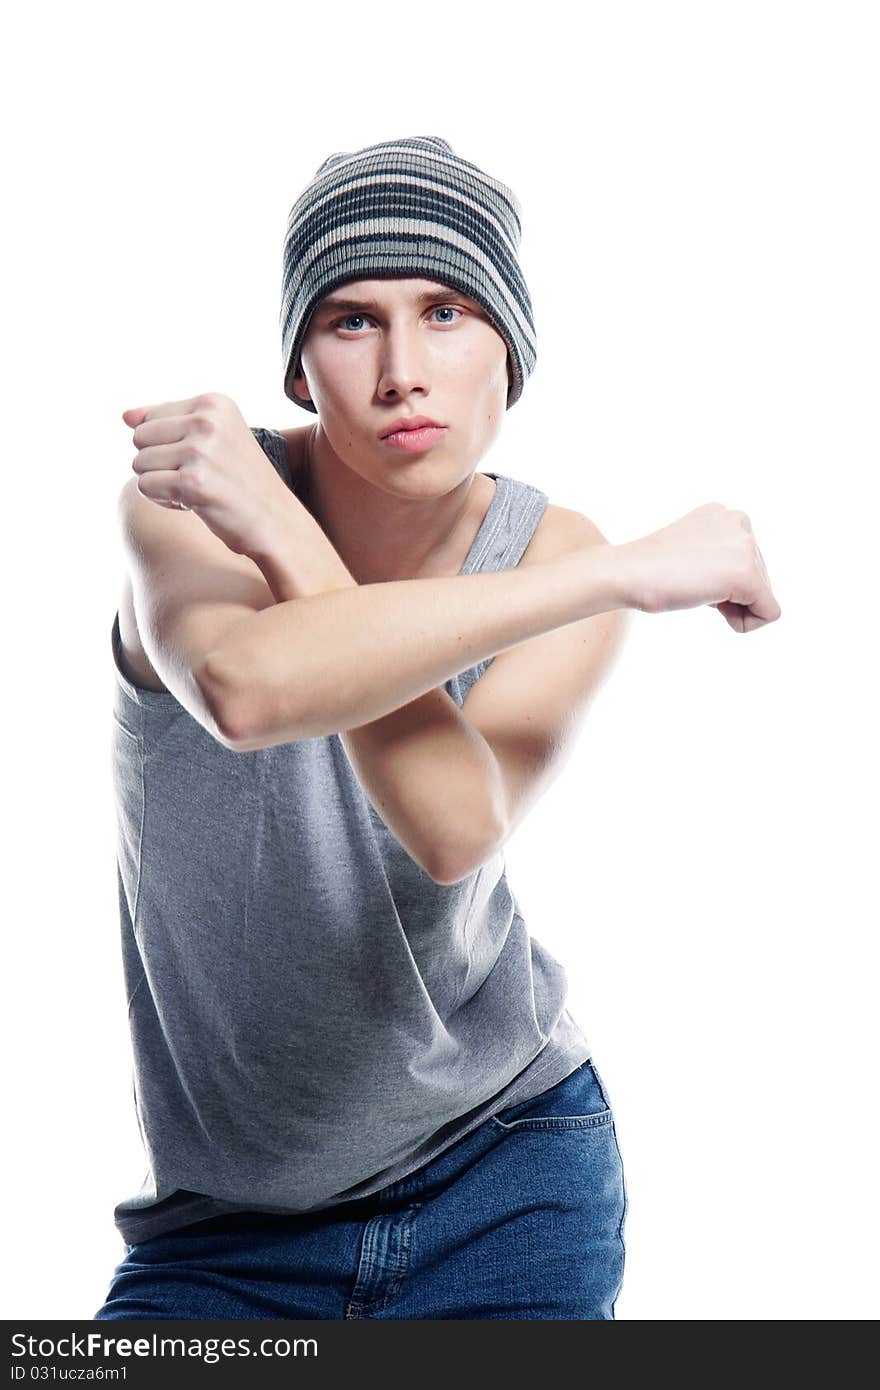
[380,415,445,438]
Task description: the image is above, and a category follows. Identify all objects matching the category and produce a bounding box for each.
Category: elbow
[198,649,262,752]
[427,860,473,887]
[424,814,508,887]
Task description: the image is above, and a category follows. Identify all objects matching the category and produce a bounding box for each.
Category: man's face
[291,275,511,490]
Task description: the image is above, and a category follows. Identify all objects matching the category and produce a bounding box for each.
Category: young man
[97,136,780,1321]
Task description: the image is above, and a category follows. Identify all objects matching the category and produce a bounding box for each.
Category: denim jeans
[94,1057,628,1320]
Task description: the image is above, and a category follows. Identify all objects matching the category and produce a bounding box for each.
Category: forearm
[203,511,628,750]
[339,687,507,884]
[254,496,357,600]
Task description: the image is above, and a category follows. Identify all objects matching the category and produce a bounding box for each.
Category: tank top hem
[114,1023,592,1246]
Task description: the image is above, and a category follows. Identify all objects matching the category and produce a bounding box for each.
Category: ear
[291,360,312,405]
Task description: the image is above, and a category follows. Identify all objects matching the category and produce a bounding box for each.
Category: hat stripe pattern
[281,181,531,337]
[280,136,537,412]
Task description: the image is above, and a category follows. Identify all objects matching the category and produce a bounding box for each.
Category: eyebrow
[316,288,476,315]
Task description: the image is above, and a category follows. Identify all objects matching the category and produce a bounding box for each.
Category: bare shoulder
[518,499,611,567]
[515,497,633,645]
[460,495,632,843]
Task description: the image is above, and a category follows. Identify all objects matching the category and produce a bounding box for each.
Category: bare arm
[203,494,628,752]
[123,394,777,881]
[248,525,538,883]
[119,405,628,884]
[234,490,629,884]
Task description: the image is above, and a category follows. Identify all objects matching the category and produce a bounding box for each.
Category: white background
[3,0,876,1321]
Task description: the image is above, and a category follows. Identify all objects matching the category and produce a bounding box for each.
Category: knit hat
[280,135,536,413]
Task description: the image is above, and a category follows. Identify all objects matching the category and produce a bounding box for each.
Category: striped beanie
[280,135,537,413]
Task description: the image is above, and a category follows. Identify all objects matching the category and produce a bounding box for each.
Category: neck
[299,425,495,584]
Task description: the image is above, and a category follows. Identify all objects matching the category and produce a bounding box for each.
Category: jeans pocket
[491,1059,614,1133]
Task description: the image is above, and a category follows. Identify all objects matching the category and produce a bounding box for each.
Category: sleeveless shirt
[108,427,592,1244]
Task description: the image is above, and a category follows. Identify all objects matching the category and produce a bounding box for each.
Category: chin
[387,462,474,497]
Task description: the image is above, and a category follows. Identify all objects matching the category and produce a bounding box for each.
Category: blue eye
[333,306,463,333]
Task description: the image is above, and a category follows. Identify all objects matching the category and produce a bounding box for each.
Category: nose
[375,322,429,401]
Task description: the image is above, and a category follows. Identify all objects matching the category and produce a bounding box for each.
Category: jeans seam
[491,1108,614,1133]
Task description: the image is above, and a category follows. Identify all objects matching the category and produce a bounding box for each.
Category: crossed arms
[119,474,631,884]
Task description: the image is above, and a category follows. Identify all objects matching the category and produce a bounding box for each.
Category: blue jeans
[94,1058,628,1320]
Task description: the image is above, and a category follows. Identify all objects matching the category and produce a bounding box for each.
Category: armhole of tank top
[453,475,550,701]
[501,480,550,569]
[251,426,292,487]
[111,609,179,710]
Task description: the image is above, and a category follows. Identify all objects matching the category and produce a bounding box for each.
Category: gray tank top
[109,427,591,1244]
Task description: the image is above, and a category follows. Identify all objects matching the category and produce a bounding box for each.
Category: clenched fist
[614,502,782,633]
[124,392,294,557]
